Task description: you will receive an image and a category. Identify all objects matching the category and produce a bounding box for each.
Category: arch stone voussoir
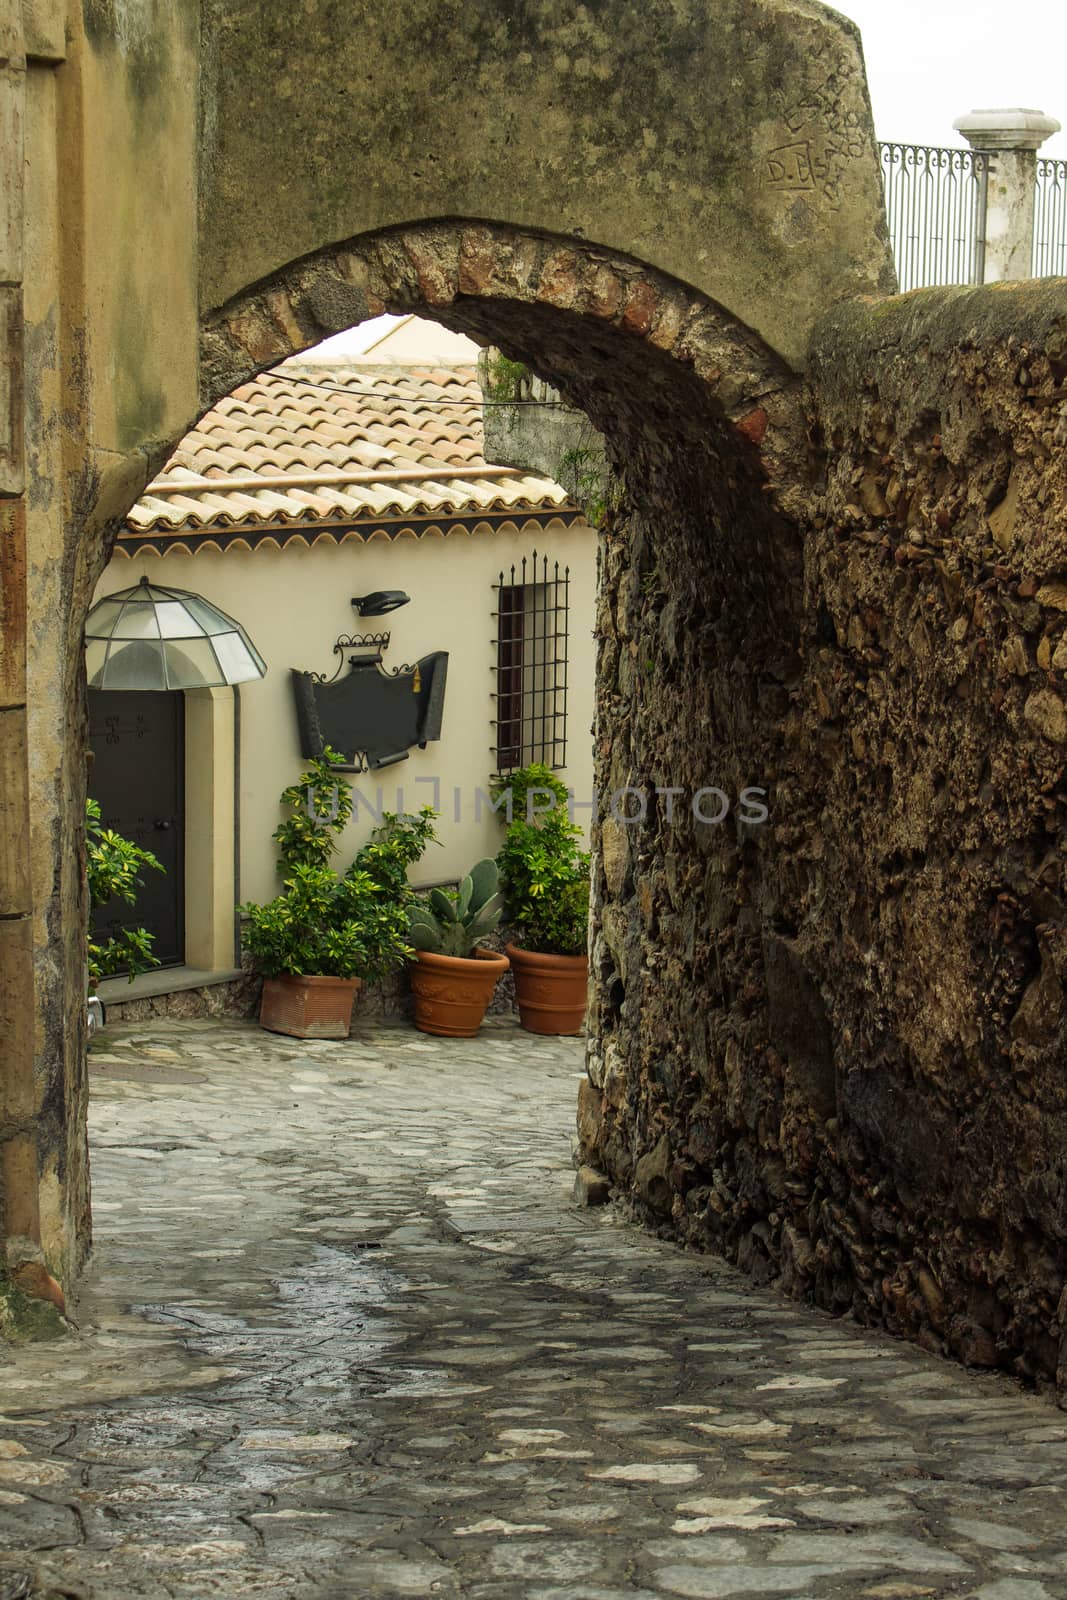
[200,221,807,499]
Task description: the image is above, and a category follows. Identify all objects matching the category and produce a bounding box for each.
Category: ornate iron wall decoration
[291,631,448,772]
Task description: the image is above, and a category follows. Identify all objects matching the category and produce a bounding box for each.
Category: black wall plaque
[291,652,448,771]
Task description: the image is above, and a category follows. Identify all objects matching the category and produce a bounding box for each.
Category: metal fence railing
[1033,157,1067,278]
[879,142,988,291]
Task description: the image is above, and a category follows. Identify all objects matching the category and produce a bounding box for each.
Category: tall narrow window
[493,552,569,774]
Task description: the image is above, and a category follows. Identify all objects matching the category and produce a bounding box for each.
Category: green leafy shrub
[492,764,590,957]
[408,858,503,957]
[484,350,530,402]
[86,798,165,985]
[272,750,355,872]
[241,862,371,979]
[490,762,570,824]
[240,749,438,981]
[350,807,439,901]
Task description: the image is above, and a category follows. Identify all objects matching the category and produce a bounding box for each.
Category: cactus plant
[407,858,503,958]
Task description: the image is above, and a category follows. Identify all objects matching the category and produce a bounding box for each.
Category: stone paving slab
[1,1018,1066,1598]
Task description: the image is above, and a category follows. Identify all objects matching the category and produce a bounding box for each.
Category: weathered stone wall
[2,0,201,1294]
[580,278,1067,1399]
[7,0,202,1286]
[199,0,894,367]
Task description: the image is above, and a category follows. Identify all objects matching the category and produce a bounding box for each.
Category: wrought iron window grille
[492,551,570,774]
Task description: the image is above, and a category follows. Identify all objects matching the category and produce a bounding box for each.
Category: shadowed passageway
[2,1020,1066,1598]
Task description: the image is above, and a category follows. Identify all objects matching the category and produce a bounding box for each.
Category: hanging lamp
[85,576,267,690]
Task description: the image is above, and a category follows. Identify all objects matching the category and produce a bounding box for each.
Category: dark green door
[88,689,185,970]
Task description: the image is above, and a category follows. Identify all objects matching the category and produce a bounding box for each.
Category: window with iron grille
[492,552,570,773]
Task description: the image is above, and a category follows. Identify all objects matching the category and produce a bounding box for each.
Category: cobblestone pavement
[2,1020,1067,1600]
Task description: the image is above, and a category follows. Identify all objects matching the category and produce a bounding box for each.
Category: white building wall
[93,522,597,909]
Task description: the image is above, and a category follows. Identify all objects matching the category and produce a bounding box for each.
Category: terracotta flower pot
[259,974,361,1039]
[410,947,510,1038]
[506,944,589,1035]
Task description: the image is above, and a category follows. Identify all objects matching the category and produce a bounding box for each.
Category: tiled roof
[115,360,579,557]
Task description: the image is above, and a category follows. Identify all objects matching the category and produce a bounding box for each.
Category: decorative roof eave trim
[109,508,588,559]
[128,487,572,532]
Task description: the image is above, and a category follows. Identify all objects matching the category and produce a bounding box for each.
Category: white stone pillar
[954,108,1061,282]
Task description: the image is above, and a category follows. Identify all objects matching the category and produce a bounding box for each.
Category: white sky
[309,316,407,359]
[834,0,1067,157]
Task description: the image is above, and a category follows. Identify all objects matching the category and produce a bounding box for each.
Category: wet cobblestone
[1,1018,1066,1598]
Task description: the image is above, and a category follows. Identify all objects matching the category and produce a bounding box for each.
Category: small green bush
[240,749,438,981]
[484,350,530,402]
[492,763,590,957]
[272,750,355,872]
[86,798,165,985]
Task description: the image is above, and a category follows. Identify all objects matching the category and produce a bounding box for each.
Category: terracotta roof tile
[118,357,574,550]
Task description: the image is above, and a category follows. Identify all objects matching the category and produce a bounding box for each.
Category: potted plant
[407,858,509,1037]
[241,750,437,1038]
[494,764,590,1035]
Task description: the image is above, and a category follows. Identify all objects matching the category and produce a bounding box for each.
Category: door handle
[154,819,174,831]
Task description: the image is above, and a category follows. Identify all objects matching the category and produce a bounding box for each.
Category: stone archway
[200,218,806,517]
[10,214,817,1303]
[202,221,799,426]
[8,0,1067,1398]
[198,221,819,1320]
[5,0,894,1306]
[199,221,816,1281]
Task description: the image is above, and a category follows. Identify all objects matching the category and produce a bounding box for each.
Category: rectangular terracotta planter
[258,974,361,1039]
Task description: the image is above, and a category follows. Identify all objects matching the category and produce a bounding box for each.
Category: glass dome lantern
[85,576,267,691]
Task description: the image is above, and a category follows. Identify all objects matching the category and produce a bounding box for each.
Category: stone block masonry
[580,278,1067,1401]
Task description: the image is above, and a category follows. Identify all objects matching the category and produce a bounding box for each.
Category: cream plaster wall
[93,524,597,914]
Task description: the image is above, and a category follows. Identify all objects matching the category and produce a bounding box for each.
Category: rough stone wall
[579,279,1067,1400]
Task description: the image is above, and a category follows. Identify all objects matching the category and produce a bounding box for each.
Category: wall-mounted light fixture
[351,590,411,617]
[85,575,267,690]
